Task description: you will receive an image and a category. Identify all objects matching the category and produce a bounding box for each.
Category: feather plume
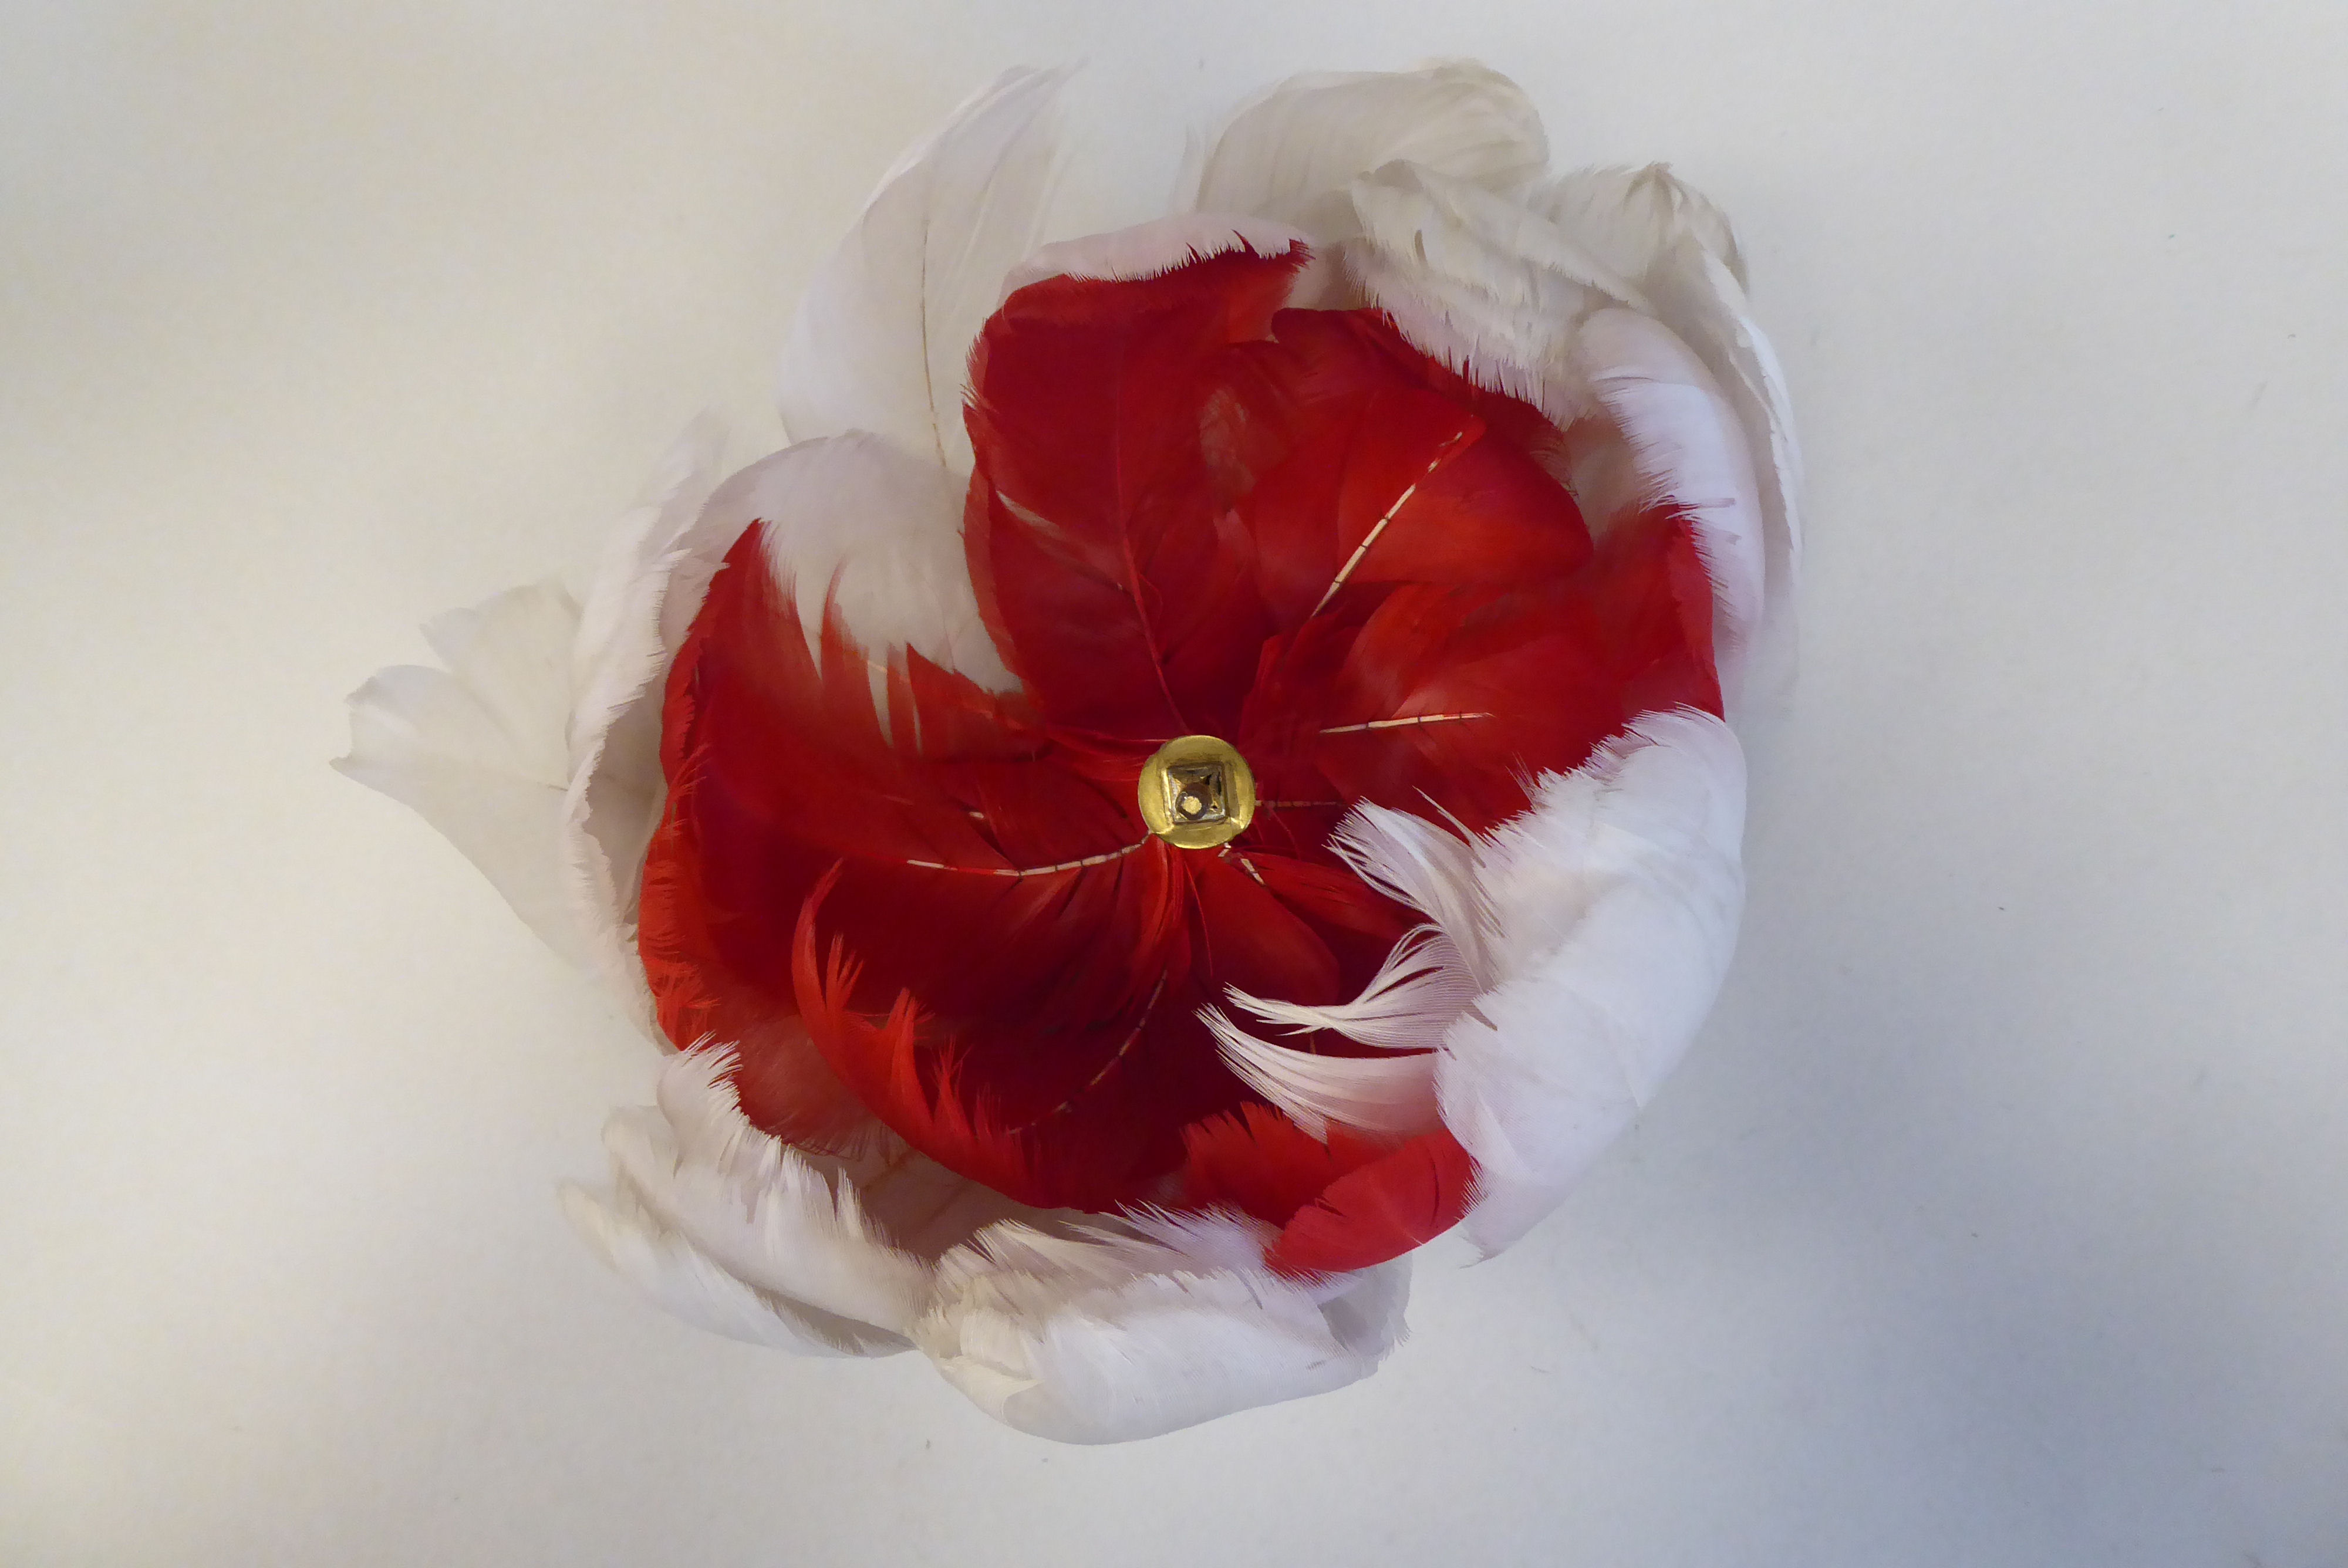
[640,524,1220,1199]
[1267,1127,1477,1275]
[1327,802,1495,980]
[1173,1103,1473,1275]
[657,230,1730,1261]
[738,432,1014,691]
[777,67,1067,478]
[965,239,1312,738]
[1335,148,1796,702]
[342,62,1793,1444]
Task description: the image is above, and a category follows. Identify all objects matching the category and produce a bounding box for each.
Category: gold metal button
[1137,735,1256,850]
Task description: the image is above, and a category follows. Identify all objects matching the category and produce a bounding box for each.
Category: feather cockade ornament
[339,63,1799,1442]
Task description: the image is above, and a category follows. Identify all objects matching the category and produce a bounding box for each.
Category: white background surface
[5,2,2346,1563]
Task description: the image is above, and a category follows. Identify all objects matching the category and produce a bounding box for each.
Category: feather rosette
[339,63,1797,1442]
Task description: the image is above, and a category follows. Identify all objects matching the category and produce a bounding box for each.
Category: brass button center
[1138,735,1256,849]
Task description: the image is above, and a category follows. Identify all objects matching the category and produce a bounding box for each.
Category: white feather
[1637,238,1804,701]
[1570,309,1768,699]
[559,421,730,1028]
[736,432,1014,690]
[776,67,1067,480]
[1186,60,1546,217]
[624,1050,930,1332]
[335,582,588,965]
[1226,926,1476,1052]
[1344,160,1649,425]
[927,1222,1146,1287]
[1297,711,1746,1256]
[598,1111,925,1336]
[564,1047,936,1354]
[1116,1207,1298,1275]
[1510,162,1799,695]
[1324,134,1798,704]
[914,1212,1410,1443]
[1453,713,1745,1254]
[566,1047,1424,1437]
[337,427,736,1005]
[1525,166,1797,684]
[930,1211,1267,1290]
[1204,1007,1440,1141]
[1183,61,1547,309]
[561,1178,895,1358]
[1536,164,1746,291]
[1327,799,1496,984]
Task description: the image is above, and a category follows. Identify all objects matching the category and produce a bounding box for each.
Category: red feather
[639,238,1721,1261]
[1266,1128,1477,1276]
[964,243,1309,740]
[1176,1105,1476,1277]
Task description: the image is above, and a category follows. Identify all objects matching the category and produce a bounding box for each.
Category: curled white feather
[1204,1006,1442,1141]
[1226,926,1477,1052]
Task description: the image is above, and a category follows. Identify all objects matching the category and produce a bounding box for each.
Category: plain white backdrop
[5,2,2345,1563]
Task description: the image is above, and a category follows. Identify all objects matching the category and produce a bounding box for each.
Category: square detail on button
[1165,761,1230,824]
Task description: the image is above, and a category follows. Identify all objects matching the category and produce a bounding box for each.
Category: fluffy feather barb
[1205,1006,1442,1141]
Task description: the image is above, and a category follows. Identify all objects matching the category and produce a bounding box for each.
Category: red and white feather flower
[339,63,1798,1442]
